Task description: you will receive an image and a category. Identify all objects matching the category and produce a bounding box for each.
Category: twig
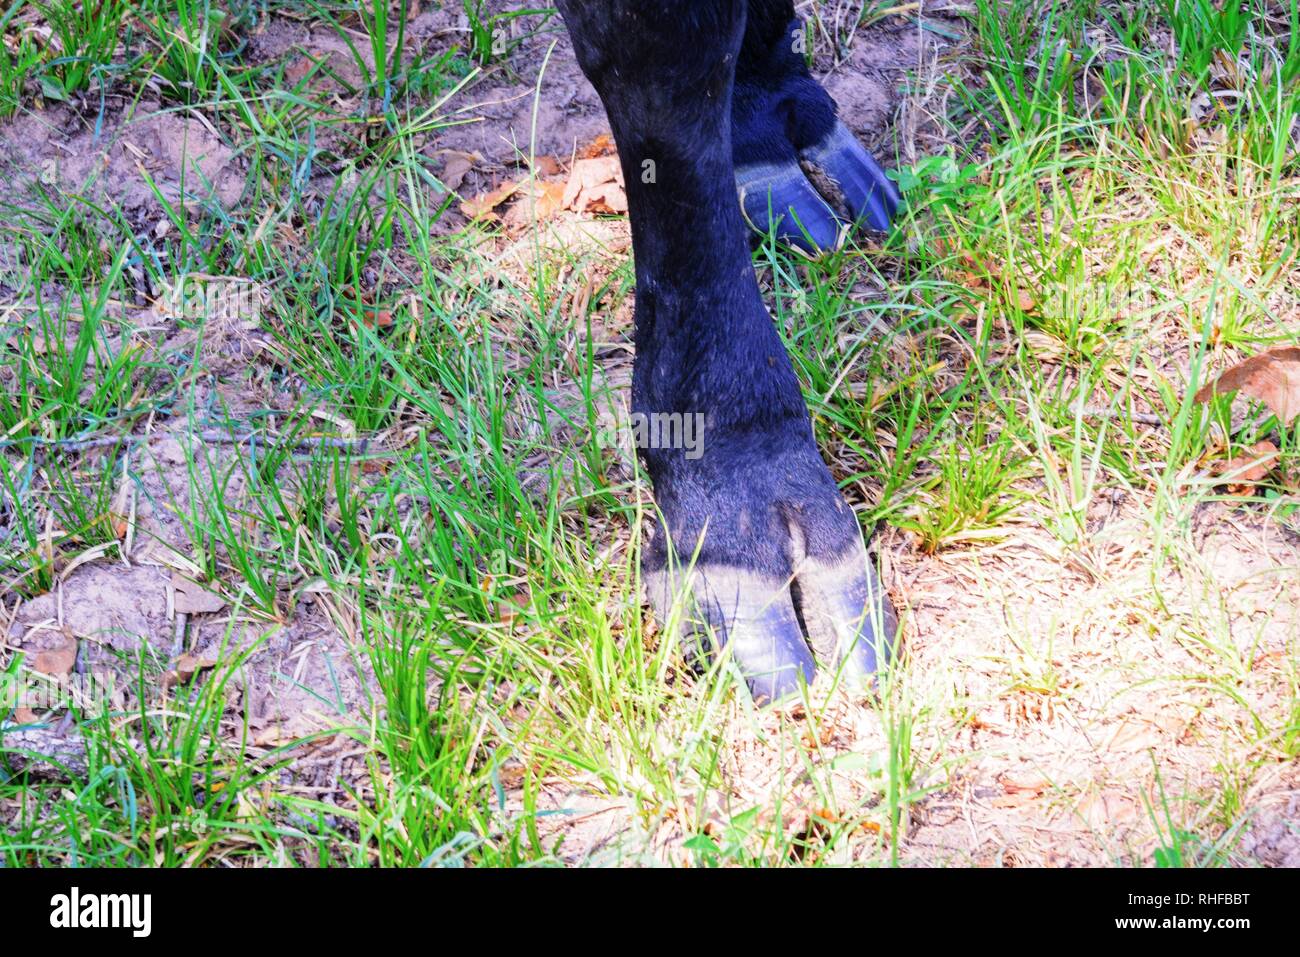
[2,434,129,454]
[0,429,374,455]
[195,430,371,454]
[1076,405,1166,427]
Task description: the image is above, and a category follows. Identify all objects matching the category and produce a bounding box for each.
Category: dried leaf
[580,182,629,215]
[530,155,562,177]
[1194,346,1300,425]
[1106,719,1163,752]
[460,177,525,221]
[163,652,218,689]
[172,572,226,614]
[1000,770,1052,793]
[563,156,625,213]
[494,585,532,623]
[501,180,569,230]
[30,634,78,680]
[1211,440,1280,494]
[579,133,617,158]
[799,723,837,748]
[810,806,840,824]
[436,149,480,194]
[16,634,78,723]
[534,180,569,218]
[253,717,337,748]
[285,55,314,85]
[340,287,396,329]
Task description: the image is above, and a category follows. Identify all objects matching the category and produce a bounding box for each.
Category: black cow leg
[733,0,902,252]
[556,0,897,704]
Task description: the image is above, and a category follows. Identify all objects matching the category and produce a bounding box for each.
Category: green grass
[29,0,133,103]
[2,0,1299,867]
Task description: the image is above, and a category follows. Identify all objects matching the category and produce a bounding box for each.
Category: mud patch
[8,563,170,655]
[3,554,373,776]
[3,101,246,217]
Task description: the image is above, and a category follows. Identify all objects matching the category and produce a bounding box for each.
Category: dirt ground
[2,3,1298,867]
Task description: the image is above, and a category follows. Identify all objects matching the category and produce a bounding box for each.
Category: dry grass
[1,1,1298,866]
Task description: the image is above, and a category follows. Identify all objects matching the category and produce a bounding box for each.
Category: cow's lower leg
[733,0,901,251]
[556,0,897,703]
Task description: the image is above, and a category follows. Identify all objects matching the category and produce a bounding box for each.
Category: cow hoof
[737,161,846,254]
[798,120,901,234]
[731,21,901,252]
[736,122,901,253]
[645,539,896,704]
[642,449,898,704]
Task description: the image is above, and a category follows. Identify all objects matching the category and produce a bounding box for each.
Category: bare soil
[2,3,1297,866]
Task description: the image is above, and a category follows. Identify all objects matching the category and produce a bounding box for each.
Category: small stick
[1,430,374,455]
[1076,405,1165,427]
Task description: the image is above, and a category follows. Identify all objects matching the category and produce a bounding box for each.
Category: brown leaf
[987,769,1052,808]
[1194,346,1300,425]
[799,723,837,748]
[16,633,77,723]
[581,182,629,215]
[530,155,562,177]
[460,177,525,221]
[1211,440,1280,493]
[562,156,625,213]
[253,717,337,748]
[435,149,480,194]
[494,585,533,623]
[1000,770,1052,794]
[810,806,840,824]
[534,180,569,218]
[501,180,569,230]
[285,56,315,85]
[1106,718,1163,752]
[29,634,78,680]
[171,572,227,614]
[579,133,617,158]
[163,652,218,689]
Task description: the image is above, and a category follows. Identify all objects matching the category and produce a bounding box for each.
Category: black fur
[733,0,838,166]
[556,0,897,699]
